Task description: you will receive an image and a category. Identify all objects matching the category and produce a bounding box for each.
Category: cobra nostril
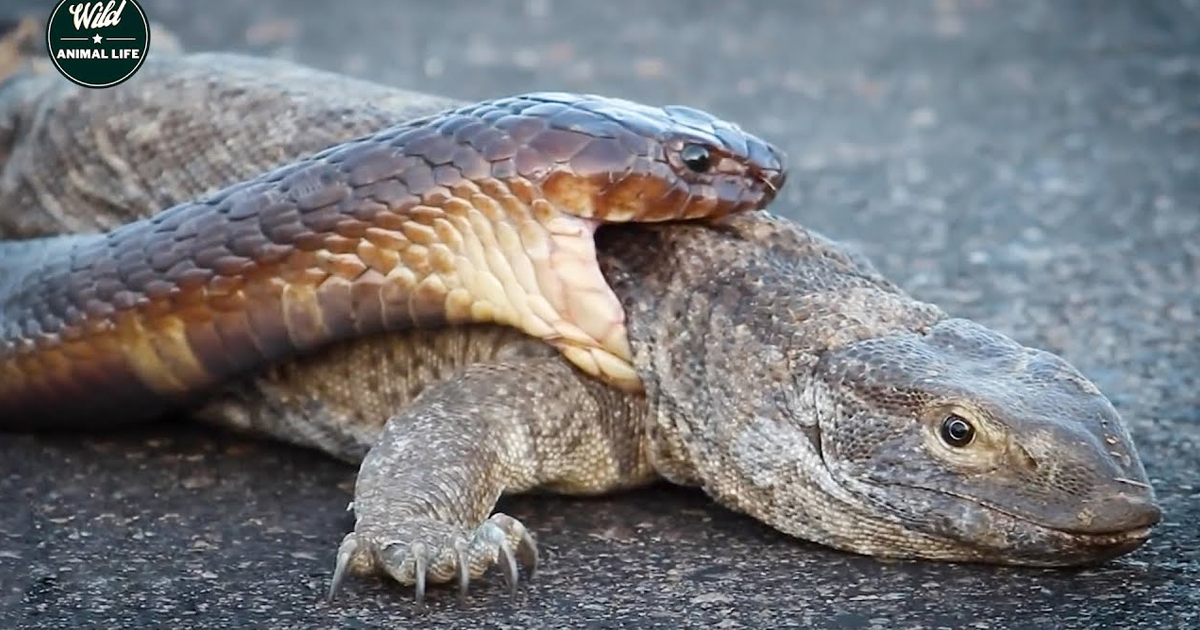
[1075,493,1162,534]
[768,148,787,180]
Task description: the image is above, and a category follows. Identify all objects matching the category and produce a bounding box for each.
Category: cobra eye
[940,414,976,447]
[679,143,712,173]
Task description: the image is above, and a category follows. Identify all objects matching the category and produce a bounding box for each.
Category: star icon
[92,33,102,44]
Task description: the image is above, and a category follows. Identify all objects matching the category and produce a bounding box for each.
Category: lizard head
[806,317,1160,565]
[604,212,1159,567]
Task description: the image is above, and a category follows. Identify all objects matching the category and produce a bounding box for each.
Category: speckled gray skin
[0,34,1168,608]
[2,1,1197,628]
[0,45,1162,599]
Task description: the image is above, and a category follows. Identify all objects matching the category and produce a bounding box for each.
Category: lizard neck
[596,213,948,541]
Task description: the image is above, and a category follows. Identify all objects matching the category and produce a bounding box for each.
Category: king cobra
[0,83,786,426]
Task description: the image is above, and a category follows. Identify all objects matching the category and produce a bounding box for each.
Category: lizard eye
[679,143,712,173]
[940,414,976,447]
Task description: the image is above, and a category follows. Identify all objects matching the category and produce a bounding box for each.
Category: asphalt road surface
[2,1,1198,628]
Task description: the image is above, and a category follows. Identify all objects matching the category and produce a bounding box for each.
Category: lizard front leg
[328,358,654,603]
[331,395,536,603]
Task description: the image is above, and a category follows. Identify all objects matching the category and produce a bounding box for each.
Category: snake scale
[0,55,785,427]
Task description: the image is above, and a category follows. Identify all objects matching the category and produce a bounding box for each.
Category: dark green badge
[45,0,150,88]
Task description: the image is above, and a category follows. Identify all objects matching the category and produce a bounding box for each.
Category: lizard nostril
[1008,442,1039,471]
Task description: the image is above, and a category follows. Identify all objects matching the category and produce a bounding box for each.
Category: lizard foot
[327,512,538,604]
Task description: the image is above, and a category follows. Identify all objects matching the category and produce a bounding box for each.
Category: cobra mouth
[753,167,786,204]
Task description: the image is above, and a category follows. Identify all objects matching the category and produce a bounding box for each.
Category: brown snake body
[0,91,785,424]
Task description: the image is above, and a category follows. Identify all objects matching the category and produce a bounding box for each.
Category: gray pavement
[1,0,1198,628]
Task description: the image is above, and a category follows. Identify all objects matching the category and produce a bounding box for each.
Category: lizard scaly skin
[0,51,1159,601]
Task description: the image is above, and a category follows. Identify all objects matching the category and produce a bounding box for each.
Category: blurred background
[2,1,1198,628]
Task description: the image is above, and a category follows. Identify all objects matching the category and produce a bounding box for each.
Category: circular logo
[45,0,150,88]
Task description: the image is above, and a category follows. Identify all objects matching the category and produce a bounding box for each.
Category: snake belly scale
[0,91,785,425]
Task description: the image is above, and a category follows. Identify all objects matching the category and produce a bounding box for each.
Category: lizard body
[0,51,1159,601]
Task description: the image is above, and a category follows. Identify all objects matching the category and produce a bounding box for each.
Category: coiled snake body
[0,70,785,425]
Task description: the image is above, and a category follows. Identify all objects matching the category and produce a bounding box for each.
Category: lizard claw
[326,512,538,603]
[411,542,428,605]
[455,538,470,604]
[516,521,539,579]
[497,534,518,596]
[327,532,359,601]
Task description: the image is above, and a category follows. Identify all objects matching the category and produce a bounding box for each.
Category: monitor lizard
[0,49,1160,604]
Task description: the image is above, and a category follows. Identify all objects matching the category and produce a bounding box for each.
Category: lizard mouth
[868,482,1157,566]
